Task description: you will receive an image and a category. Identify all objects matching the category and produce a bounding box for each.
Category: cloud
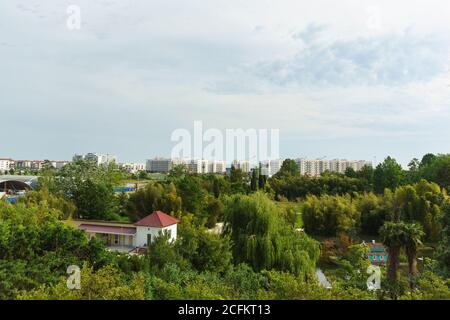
[292,23,327,44]
[248,29,450,88]
[2,0,450,165]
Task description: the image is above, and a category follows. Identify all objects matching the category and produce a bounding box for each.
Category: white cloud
[1,0,450,164]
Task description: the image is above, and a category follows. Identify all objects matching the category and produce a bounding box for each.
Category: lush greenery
[1,154,450,300]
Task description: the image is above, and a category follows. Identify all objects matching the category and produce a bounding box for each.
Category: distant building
[365,241,388,265]
[74,153,118,166]
[208,160,226,174]
[120,163,145,174]
[232,160,251,173]
[0,158,14,173]
[72,154,84,162]
[295,158,372,176]
[15,160,44,170]
[260,159,284,177]
[146,158,173,173]
[53,161,69,169]
[186,159,209,174]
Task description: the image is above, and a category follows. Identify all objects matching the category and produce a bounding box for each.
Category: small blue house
[366,241,388,265]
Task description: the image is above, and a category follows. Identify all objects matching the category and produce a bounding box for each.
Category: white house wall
[135,224,177,247]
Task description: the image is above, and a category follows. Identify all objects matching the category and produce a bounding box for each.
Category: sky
[1,0,450,166]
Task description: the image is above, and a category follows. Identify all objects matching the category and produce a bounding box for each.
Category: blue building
[366,242,388,265]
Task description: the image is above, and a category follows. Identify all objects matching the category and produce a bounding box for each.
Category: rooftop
[134,211,180,228]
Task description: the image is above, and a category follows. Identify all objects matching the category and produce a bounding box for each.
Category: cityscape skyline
[0,150,432,168]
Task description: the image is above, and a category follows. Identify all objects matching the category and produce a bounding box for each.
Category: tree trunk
[387,246,400,281]
[406,247,418,277]
[405,246,419,290]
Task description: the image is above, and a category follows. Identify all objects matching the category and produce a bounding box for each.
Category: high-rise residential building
[269,159,284,176]
[14,160,44,170]
[232,160,250,173]
[295,158,372,176]
[85,153,103,165]
[0,158,14,173]
[187,159,209,174]
[73,154,84,162]
[259,159,284,177]
[146,158,173,173]
[75,153,118,166]
[208,160,226,174]
[120,163,146,174]
[53,161,69,169]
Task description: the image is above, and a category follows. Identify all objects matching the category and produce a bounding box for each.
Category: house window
[147,234,152,246]
[114,234,119,245]
[167,229,172,238]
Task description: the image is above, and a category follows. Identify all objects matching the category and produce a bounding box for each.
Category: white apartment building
[120,163,146,174]
[0,158,14,173]
[53,161,69,169]
[12,159,68,171]
[259,159,284,177]
[15,160,44,170]
[75,153,118,166]
[295,158,372,176]
[208,160,226,174]
[232,160,251,173]
[187,159,209,174]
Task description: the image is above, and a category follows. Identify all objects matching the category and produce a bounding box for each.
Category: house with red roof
[72,211,180,253]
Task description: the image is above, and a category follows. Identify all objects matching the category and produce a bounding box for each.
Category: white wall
[135,224,177,247]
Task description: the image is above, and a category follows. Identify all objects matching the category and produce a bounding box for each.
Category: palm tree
[380,222,406,282]
[403,223,424,278]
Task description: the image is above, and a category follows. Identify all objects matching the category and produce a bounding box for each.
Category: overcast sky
[1,0,450,166]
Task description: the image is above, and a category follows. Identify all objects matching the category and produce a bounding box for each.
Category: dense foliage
[1,153,450,300]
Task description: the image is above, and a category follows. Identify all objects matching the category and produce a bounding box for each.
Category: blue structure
[367,242,388,265]
[114,186,136,193]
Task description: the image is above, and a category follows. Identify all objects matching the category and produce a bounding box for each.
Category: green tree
[276,159,299,177]
[17,264,145,300]
[223,193,319,277]
[176,218,232,273]
[228,166,249,194]
[54,160,123,220]
[421,154,450,191]
[436,201,450,277]
[420,153,436,168]
[125,182,182,221]
[402,223,424,280]
[176,175,207,216]
[373,156,403,193]
[258,172,267,190]
[302,194,360,236]
[250,169,259,191]
[380,221,406,282]
[345,167,357,178]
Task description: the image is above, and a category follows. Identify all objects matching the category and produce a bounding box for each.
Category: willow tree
[223,192,319,278]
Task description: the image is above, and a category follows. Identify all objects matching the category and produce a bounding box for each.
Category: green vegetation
[1,154,450,300]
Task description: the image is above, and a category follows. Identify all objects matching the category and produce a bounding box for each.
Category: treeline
[269,154,450,200]
[302,179,446,241]
[0,192,348,300]
[2,153,450,300]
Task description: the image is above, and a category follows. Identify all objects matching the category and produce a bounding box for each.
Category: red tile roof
[134,211,180,228]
